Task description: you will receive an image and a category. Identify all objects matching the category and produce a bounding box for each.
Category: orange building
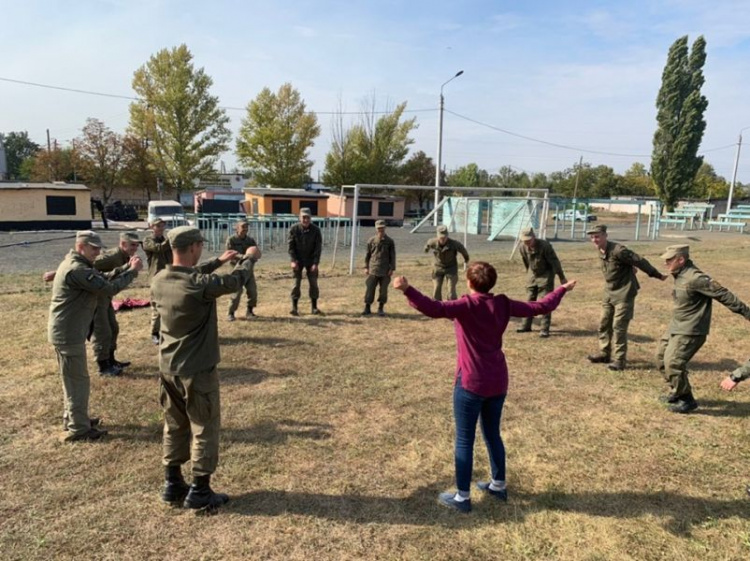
[327,192,406,226]
[243,188,329,216]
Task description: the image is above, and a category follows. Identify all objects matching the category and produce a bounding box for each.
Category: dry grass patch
[1,237,750,560]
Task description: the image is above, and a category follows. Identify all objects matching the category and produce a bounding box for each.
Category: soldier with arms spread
[423,225,470,301]
[362,220,396,316]
[658,245,750,413]
[586,224,667,371]
[225,220,261,321]
[48,231,142,441]
[151,226,256,514]
[516,227,567,338]
[91,231,141,375]
[143,218,173,345]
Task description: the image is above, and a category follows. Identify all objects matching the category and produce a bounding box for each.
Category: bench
[659,217,687,230]
[707,220,745,233]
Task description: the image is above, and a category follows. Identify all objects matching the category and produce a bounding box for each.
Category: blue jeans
[453,381,507,492]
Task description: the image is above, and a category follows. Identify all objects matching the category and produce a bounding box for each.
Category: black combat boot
[98,359,121,377]
[246,307,256,318]
[377,304,385,317]
[290,298,299,316]
[183,475,229,515]
[362,304,372,316]
[110,351,131,369]
[162,466,190,506]
[311,299,320,315]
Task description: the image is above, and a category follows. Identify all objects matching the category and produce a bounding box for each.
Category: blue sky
[3,0,750,181]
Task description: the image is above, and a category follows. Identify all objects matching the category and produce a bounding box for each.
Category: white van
[147,200,189,228]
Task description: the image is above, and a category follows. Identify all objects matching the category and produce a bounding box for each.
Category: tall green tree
[129,44,231,194]
[650,35,708,210]
[2,131,40,179]
[236,83,320,189]
[322,98,417,187]
[398,150,436,210]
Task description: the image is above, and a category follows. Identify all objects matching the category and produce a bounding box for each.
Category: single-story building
[243,188,329,216]
[0,182,92,231]
[194,189,246,213]
[327,192,406,226]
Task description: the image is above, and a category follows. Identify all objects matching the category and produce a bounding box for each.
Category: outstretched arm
[508,280,576,317]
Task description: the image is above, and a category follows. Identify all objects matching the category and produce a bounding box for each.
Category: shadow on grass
[227,483,495,528]
[516,489,749,536]
[220,367,295,386]
[541,328,655,344]
[692,399,750,418]
[690,359,742,372]
[110,419,333,445]
[227,487,750,532]
[219,336,304,347]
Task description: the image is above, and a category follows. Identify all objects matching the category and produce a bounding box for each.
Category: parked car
[147,200,189,228]
[553,210,597,222]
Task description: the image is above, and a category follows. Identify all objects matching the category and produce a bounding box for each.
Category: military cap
[586,224,607,235]
[520,227,535,241]
[375,220,386,229]
[437,225,449,237]
[167,226,205,249]
[120,231,140,242]
[149,217,165,227]
[300,208,312,217]
[660,244,689,260]
[76,230,104,248]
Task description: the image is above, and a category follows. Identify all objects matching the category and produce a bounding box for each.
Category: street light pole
[434,70,464,226]
[728,127,749,212]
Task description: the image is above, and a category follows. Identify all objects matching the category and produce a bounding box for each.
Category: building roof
[244,188,328,199]
[329,192,405,201]
[0,182,90,191]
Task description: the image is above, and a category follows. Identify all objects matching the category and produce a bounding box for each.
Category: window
[304,201,319,216]
[46,196,76,216]
[357,201,373,216]
[378,202,394,217]
[271,199,293,214]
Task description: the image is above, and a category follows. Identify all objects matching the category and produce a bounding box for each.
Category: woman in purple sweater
[394,261,575,513]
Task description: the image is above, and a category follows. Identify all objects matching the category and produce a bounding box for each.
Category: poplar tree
[650,36,708,210]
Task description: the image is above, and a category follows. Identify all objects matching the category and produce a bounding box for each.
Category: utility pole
[46,129,52,182]
[571,155,582,237]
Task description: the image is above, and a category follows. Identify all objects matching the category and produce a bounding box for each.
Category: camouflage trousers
[432,270,459,301]
[150,301,160,337]
[228,273,258,315]
[91,300,118,361]
[364,274,390,305]
[520,283,554,331]
[160,367,221,477]
[55,343,92,437]
[656,333,706,399]
[597,299,635,363]
[291,265,319,301]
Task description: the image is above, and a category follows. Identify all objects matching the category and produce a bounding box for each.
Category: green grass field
[2,236,750,560]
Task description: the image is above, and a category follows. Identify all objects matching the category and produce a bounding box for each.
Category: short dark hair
[466,261,497,293]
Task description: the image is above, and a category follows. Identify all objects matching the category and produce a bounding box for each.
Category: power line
[0,76,436,115]
[444,108,735,159]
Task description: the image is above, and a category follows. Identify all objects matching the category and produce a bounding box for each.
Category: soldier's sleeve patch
[87,273,96,281]
[708,279,724,292]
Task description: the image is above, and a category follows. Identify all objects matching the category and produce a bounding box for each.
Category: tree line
[1,36,736,208]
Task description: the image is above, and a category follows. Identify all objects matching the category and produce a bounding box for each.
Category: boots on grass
[183,475,229,515]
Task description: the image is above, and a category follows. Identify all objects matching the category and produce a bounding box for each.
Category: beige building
[0,182,92,231]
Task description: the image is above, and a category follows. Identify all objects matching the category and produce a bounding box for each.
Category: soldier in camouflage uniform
[225,220,261,321]
[657,245,750,413]
[362,220,396,317]
[424,225,470,301]
[151,226,256,513]
[143,218,173,345]
[48,231,142,441]
[586,225,667,371]
[91,231,141,375]
[288,208,323,315]
[517,227,567,338]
